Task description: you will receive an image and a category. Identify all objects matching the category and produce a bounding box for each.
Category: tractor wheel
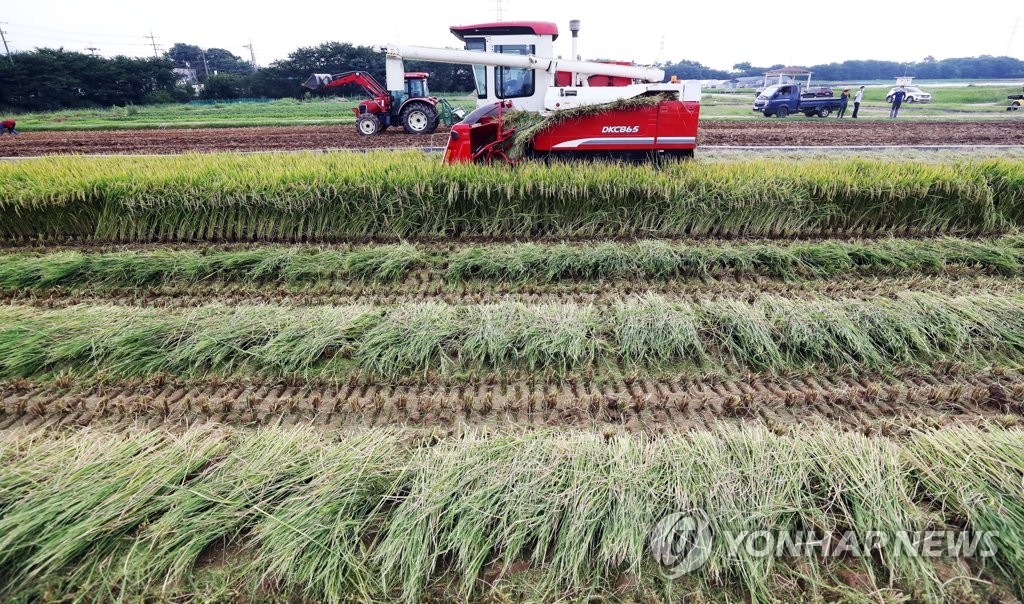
[817,107,831,118]
[356,113,382,136]
[400,102,440,134]
[776,106,789,118]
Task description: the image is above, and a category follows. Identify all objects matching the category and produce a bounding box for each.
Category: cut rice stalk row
[0,425,1020,602]
[3,292,1024,380]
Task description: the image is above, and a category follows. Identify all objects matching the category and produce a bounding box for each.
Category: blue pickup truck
[753,84,845,118]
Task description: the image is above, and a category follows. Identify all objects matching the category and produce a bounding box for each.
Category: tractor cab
[404,73,430,98]
[390,73,431,110]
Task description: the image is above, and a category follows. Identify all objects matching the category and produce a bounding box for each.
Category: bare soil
[1,120,1021,157]
[2,370,1021,434]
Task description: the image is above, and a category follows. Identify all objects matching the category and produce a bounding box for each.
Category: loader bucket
[303,74,333,90]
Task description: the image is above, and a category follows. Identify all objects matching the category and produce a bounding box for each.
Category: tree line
[2,42,1023,111]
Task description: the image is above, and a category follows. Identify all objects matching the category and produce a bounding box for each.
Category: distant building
[762,67,813,89]
[173,68,198,86]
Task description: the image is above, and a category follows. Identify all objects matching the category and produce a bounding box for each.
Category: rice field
[1,150,1023,602]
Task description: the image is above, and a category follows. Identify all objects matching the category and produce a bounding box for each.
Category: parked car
[800,85,833,98]
[886,86,932,103]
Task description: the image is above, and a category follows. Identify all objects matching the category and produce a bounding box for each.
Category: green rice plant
[121,427,324,593]
[4,293,1024,381]
[613,294,705,364]
[247,431,410,602]
[806,432,941,598]
[698,298,784,371]
[904,427,1024,594]
[760,297,882,368]
[0,426,1023,601]
[0,153,1018,242]
[0,429,228,595]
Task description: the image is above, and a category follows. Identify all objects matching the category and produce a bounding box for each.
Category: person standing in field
[852,85,865,118]
[837,88,850,118]
[889,86,906,118]
[0,120,17,136]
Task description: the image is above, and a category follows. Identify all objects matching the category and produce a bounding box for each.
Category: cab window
[465,38,487,99]
[494,44,535,99]
[406,78,425,98]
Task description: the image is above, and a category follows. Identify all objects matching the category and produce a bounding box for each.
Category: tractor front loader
[303,71,464,135]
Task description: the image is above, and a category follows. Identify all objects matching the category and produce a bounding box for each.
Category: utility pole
[145,29,160,57]
[86,46,100,56]
[1008,17,1021,55]
[494,0,504,21]
[243,40,256,71]
[200,48,210,79]
[0,23,12,65]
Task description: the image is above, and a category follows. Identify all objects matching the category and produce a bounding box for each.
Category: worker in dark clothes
[852,86,864,118]
[0,120,17,136]
[837,88,850,118]
[889,86,906,118]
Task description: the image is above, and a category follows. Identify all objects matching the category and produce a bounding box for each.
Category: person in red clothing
[0,120,18,136]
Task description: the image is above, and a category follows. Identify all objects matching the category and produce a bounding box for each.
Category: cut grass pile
[0,425,1020,602]
[1,236,1021,290]
[3,292,1024,380]
[2,153,1024,241]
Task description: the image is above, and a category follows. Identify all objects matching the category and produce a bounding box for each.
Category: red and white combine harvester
[311,20,701,163]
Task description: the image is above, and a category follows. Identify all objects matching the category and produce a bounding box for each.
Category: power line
[5,22,148,39]
[5,29,152,47]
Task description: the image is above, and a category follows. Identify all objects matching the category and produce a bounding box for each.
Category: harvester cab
[377,20,701,163]
[302,71,465,135]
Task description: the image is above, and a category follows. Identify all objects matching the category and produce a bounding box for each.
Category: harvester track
[1,120,1022,157]
[3,370,1020,434]
[5,274,1023,308]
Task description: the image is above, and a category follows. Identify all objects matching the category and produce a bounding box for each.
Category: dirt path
[1,120,1021,157]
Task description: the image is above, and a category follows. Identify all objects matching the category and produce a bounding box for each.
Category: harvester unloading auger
[308,20,701,163]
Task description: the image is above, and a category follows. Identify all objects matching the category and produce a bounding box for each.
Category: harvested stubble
[0,425,1020,602]
[2,153,1024,241]
[1,236,1022,291]
[3,292,1024,381]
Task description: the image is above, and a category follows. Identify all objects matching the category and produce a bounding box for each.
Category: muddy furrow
[5,274,1022,308]
[2,371,1020,434]
[2,234,1016,254]
[2,120,1022,157]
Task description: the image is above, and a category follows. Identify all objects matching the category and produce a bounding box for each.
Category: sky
[2,0,1019,71]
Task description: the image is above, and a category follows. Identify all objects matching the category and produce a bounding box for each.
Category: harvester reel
[401,102,440,134]
[357,113,383,136]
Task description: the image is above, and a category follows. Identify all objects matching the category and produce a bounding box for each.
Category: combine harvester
[307,20,701,163]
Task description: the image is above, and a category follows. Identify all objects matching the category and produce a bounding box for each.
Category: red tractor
[303,71,464,135]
